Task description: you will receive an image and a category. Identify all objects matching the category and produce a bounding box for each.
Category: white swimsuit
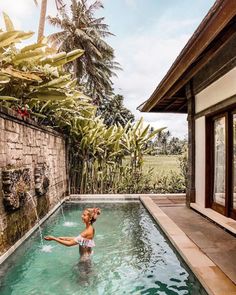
[74,235,95,248]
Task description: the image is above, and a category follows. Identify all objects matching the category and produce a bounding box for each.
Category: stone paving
[152,196,236,286]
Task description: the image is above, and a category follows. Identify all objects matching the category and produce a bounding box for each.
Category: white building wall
[195,67,236,113]
[194,66,236,207]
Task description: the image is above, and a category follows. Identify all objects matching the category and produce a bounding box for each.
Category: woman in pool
[44,207,101,258]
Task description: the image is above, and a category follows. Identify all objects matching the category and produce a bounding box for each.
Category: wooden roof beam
[162,97,186,111]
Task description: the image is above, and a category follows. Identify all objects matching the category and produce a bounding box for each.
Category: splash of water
[41,245,54,253]
[63,221,77,227]
[56,181,66,221]
[26,192,44,246]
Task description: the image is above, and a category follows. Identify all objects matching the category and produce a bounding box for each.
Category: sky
[0,0,216,138]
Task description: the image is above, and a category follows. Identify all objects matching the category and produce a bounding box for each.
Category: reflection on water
[73,257,95,287]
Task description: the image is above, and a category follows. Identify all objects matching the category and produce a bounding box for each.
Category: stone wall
[0,107,67,256]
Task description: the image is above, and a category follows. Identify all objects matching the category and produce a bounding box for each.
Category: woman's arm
[44,236,77,247]
[58,237,75,241]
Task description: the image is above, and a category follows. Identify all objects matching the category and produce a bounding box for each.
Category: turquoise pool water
[0,202,207,295]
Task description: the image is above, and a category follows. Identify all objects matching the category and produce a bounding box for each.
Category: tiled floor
[153,200,236,285]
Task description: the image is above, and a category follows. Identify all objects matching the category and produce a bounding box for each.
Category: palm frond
[87,1,104,15]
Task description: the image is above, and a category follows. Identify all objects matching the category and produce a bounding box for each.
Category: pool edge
[140,196,236,295]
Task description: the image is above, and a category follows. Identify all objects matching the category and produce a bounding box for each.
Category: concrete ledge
[69,193,185,199]
[141,197,236,295]
[0,197,69,265]
[68,194,140,201]
[190,203,236,235]
[0,106,64,138]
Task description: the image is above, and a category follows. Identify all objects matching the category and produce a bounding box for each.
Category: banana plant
[122,117,165,172]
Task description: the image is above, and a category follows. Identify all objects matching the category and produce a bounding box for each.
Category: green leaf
[0,74,10,84]
[2,68,42,81]
[12,49,44,64]
[31,112,47,119]
[66,49,84,63]
[0,96,18,101]
[34,75,71,88]
[29,89,67,101]
[0,31,19,48]
[15,31,34,41]
[3,12,14,32]
[20,42,46,53]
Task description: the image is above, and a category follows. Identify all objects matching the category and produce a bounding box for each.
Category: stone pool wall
[0,107,68,256]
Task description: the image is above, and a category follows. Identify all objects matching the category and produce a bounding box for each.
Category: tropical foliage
[178,148,188,188]
[48,0,120,103]
[0,12,95,136]
[99,94,134,127]
[0,14,165,194]
[69,118,164,194]
[148,130,187,155]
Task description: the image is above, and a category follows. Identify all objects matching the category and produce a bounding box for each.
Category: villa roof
[139,0,236,113]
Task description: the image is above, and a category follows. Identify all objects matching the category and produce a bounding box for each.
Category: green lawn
[142,155,180,181]
[123,154,181,182]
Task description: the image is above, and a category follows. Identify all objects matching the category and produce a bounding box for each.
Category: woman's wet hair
[85,208,101,224]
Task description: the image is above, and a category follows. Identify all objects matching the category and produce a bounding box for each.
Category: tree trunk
[37,0,48,42]
[73,59,83,83]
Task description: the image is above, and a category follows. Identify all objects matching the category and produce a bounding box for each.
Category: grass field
[142,155,180,181]
[123,155,181,182]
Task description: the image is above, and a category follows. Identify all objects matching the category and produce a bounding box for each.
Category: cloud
[112,16,197,138]
[123,0,137,9]
[0,0,35,29]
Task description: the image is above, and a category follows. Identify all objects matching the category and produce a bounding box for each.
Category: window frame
[205,103,236,220]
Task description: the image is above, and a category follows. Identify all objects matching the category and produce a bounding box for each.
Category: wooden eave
[139,0,236,113]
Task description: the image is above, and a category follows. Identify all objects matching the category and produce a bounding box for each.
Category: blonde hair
[84,207,101,224]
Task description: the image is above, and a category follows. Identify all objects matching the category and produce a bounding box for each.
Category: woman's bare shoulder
[80,226,94,239]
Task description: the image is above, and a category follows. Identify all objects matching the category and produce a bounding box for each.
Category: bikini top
[74,234,95,248]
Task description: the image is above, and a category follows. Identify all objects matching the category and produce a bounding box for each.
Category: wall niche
[2,168,31,212]
[35,163,50,197]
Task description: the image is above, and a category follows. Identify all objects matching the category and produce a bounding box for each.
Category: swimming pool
[0,202,207,295]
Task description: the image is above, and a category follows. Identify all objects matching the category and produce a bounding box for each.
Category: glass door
[206,107,236,220]
[232,113,236,217]
[212,116,226,214]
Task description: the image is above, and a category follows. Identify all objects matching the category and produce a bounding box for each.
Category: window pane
[213,117,226,206]
[233,114,236,209]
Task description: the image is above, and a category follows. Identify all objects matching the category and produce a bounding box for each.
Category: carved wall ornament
[34,164,50,197]
[2,168,31,212]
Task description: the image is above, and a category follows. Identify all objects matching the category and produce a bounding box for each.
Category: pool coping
[140,196,236,295]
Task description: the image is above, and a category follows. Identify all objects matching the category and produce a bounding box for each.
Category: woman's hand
[44,236,55,241]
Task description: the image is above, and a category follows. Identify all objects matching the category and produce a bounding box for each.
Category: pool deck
[147,195,236,294]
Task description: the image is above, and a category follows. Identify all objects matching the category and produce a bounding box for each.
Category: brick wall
[0,108,68,255]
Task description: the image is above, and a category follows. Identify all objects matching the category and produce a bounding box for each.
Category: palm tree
[99,94,135,127]
[157,130,171,154]
[34,0,65,42]
[47,0,120,100]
